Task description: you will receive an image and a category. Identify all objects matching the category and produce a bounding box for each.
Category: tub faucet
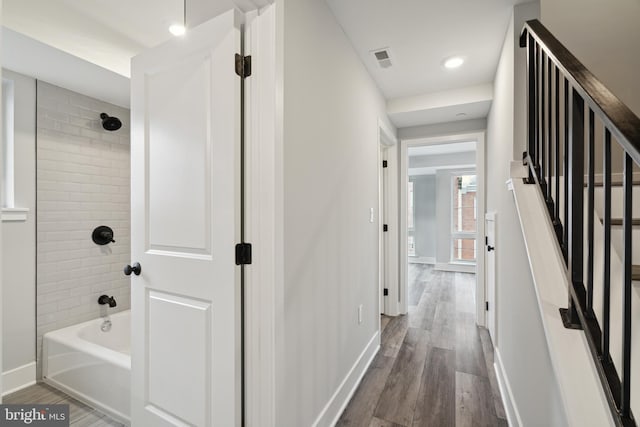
[98,295,117,308]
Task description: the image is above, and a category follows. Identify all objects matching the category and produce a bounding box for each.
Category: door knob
[124,262,142,276]
[487,245,495,252]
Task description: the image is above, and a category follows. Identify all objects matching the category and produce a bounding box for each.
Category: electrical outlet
[358,304,363,324]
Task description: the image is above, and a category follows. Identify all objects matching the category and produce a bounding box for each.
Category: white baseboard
[409,257,435,264]
[435,262,475,273]
[494,348,523,427]
[2,362,36,396]
[312,331,380,427]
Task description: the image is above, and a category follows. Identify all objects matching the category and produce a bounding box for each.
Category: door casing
[399,131,487,325]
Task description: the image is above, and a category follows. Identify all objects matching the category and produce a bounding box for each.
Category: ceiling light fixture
[444,56,464,69]
[169,0,187,36]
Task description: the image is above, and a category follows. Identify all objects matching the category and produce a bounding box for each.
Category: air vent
[371,48,393,69]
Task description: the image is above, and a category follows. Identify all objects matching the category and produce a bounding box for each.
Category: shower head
[100,113,122,131]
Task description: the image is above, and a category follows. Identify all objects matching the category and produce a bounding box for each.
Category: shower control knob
[124,262,142,276]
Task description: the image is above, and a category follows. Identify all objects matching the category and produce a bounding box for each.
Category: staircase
[520,19,640,427]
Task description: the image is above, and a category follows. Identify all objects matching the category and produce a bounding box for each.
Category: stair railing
[521,19,640,427]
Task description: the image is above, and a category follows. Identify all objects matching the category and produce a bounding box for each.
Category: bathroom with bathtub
[1,34,133,425]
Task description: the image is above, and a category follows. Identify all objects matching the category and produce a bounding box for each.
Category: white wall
[486,3,568,425]
[540,0,640,117]
[435,169,452,265]
[277,0,394,424]
[399,118,486,141]
[2,69,36,382]
[409,175,436,259]
[2,28,129,109]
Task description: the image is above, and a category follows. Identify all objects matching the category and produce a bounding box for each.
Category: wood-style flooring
[3,382,124,426]
[337,264,507,427]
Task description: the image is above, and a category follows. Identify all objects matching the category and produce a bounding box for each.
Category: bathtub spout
[98,295,117,308]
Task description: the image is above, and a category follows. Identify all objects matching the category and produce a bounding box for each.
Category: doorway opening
[400,132,486,327]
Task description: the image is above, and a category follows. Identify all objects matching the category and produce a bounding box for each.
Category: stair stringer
[510,162,614,427]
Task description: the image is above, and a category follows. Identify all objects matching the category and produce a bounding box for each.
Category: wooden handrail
[520,20,640,165]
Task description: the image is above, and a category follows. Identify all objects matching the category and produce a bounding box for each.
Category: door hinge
[485,301,489,311]
[382,160,388,168]
[383,224,388,232]
[383,288,389,296]
[235,54,252,78]
[235,243,252,265]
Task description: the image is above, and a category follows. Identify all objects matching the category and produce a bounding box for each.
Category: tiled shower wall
[36,81,131,377]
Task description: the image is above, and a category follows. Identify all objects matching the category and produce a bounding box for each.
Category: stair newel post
[561,87,585,329]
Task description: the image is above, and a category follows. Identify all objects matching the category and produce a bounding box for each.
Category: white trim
[312,332,380,427]
[494,348,523,427]
[378,118,397,148]
[379,121,399,316]
[0,57,4,401]
[244,5,278,427]
[2,362,36,397]
[408,256,435,264]
[434,262,475,273]
[400,132,486,323]
[1,207,29,222]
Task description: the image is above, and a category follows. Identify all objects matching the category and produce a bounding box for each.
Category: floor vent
[372,48,393,69]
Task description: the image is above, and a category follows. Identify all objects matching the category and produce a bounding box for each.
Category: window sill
[2,207,30,222]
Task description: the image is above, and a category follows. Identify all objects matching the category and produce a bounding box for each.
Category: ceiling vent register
[372,48,393,69]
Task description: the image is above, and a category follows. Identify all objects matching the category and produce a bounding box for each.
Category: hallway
[337,266,507,426]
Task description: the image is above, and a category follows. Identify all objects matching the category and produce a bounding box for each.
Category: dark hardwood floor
[3,383,124,426]
[338,264,507,427]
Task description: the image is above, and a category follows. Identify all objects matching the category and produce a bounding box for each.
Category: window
[452,174,477,262]
[2,78,15,209]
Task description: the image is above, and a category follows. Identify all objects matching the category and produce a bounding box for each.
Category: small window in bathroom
[1,78,15,208]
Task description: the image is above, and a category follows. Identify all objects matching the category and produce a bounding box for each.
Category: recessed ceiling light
[444,56,465,69]
[169,24,186,36]
[456,113,467,117]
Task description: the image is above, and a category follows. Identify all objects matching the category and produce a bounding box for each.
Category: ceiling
[2,0,268,77]
[408,141,476,175]
[4,0,524,128]
[326,0,529,101]
[408,141,476,157]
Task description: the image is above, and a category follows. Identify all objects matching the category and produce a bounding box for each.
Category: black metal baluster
[540,50,547,193]
[547,56,553,215]
[527,36,536,181]
[536,44,541,177]
[563,78,570,263]
[561,88,585,329]
[587,110,595,314]
[621,153,633,418]
[602,129,611,359]
[554,66,562,242]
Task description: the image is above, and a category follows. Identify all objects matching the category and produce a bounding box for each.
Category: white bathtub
[43,310,131,425]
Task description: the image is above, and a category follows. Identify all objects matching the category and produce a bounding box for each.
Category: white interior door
[485,212,497,342]
[130,9,242,427]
